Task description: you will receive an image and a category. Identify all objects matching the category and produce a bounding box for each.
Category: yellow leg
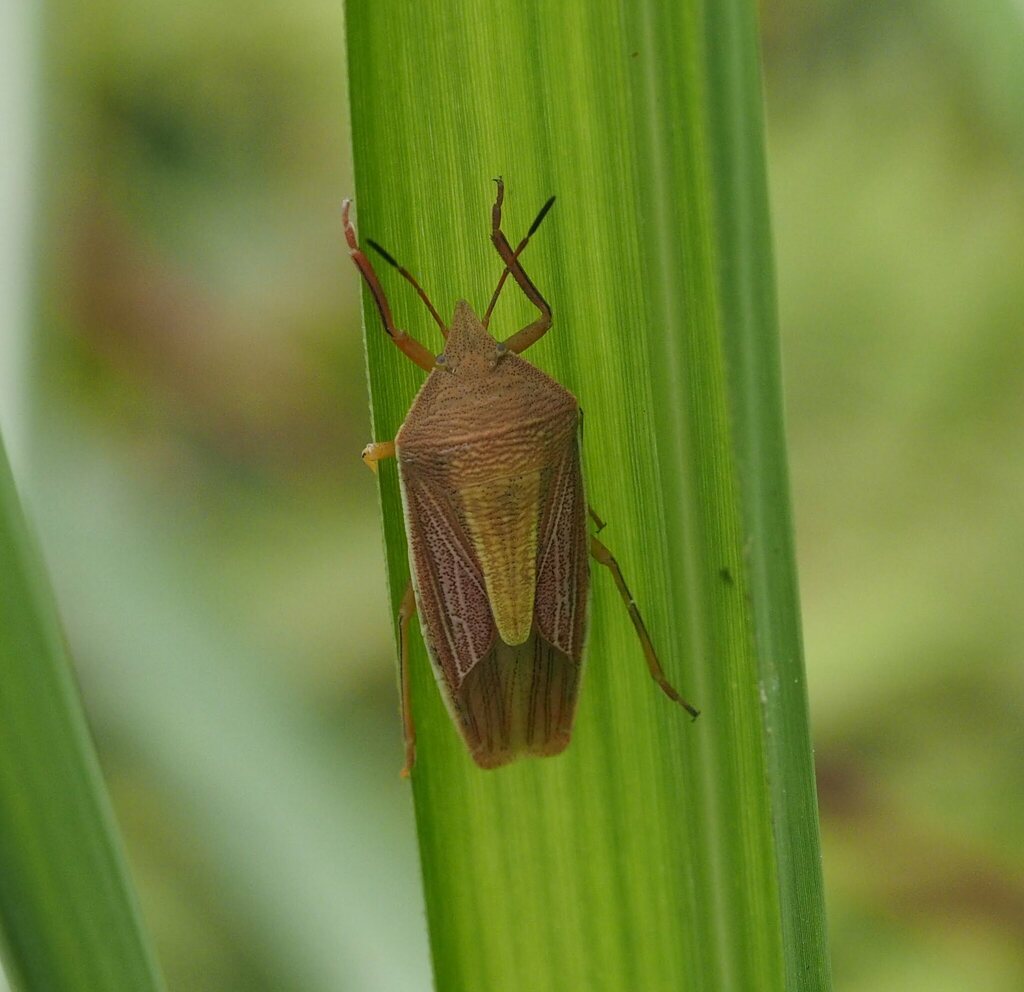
[590,534,700,720]
[397,581,418,778]
[362,440,396,474]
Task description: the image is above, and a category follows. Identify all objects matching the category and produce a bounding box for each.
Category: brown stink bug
[344,179,698,774]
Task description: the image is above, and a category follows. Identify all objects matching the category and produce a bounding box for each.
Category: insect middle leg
[342,199,436,372]
[589,534,700,719]
[490,179,553,355]
[396,580,418,777]
[361,440,395,474]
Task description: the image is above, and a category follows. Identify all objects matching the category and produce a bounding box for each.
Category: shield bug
[344,180,698,774]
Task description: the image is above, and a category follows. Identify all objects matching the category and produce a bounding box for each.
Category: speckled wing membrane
[535,434,589,663]
[400,474,496,687]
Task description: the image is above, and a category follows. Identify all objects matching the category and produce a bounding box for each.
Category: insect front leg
[483,191,555,328]
[396,580,418,778]
[589,533,700,720]
[342,199,436,372]
[490,179,553,354]
[361,440,395,475]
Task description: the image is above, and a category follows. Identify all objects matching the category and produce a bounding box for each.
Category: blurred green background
[2,0,1023,990]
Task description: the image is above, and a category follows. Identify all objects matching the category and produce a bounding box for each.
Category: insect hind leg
[589,534,700,720]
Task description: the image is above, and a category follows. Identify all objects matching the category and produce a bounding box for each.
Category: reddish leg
[590,533,700,720]
[343,199,436,372]
[489,179,553,354]
[483,192,555,328]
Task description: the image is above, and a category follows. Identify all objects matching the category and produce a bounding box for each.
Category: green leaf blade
[345,1,831,989]
[703,0,833,983]
[0,436,166,992]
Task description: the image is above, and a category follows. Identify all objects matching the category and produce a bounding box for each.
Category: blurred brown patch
[818,750,1024,955]
[62,188,352,477]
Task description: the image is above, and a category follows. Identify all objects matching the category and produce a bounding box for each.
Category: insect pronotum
[344,180,698,774]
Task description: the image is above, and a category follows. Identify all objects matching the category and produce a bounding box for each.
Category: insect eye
[435,353,447,366]
[494,342,508,357]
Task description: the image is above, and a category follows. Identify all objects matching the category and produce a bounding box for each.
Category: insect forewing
[399,425,589,769]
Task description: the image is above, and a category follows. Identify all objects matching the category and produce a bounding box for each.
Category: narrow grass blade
[345,1,832,989]
[0,435,166,992]
[27,433,432,991]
